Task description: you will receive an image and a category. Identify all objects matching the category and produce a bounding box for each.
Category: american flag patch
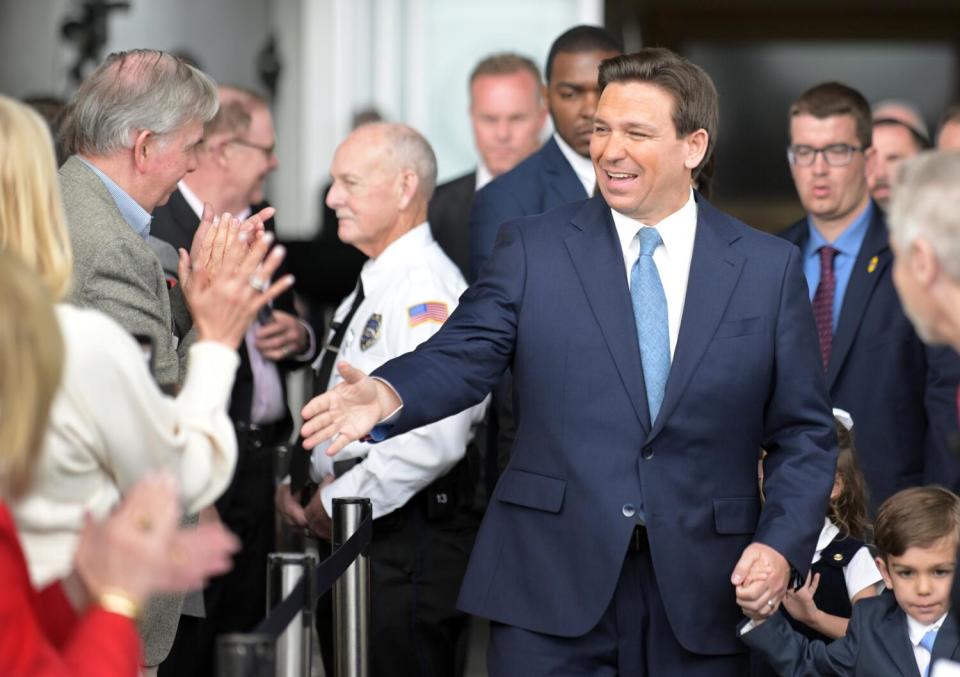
[408,302,448,326]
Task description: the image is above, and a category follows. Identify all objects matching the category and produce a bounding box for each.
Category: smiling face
[590,81,707,224]
[877,536,956,625]
[146,118,204,210]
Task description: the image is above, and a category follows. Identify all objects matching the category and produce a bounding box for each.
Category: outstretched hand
[300,361,400,455]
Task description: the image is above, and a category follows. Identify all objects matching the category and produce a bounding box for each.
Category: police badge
[360,313,382,350]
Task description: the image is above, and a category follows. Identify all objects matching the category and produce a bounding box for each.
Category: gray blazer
[61,156,188,388]
[741,592,960,676]
[60,155,189,665]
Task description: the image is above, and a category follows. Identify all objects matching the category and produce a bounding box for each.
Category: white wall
[269,0,603,238]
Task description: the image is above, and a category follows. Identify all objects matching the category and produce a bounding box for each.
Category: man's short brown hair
[469,53,542,88]
[597,48,718,178]
[874,486,960,560]
[789,82,872,149]
[204,85,269,138]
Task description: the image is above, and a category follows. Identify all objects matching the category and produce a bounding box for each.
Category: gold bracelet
[96,588,141,620]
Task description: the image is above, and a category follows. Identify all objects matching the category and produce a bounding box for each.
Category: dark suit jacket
[150,188,301,435]
[374,194,836,656]
[428,170,475,279]
[469,137,586,280]
[741,592,960,676]
[781,209,960,512]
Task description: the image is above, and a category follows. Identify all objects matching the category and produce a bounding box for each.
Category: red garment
[0,502,141,676]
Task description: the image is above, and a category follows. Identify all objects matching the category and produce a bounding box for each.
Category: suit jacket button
[622,504,636,518]
[642,446,654,460]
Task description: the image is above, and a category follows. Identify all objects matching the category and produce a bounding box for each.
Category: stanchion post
[333,497,372,677]
[216,633,275,677]
[267,552,317,677]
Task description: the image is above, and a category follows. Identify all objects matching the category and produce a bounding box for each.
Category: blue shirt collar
[804,201,874,258]
[77,156,152,240]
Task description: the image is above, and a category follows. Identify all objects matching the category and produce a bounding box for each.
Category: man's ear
[132,129,153,173]
[863,145,878,180]
[397,169,420,210]
[683,129,709,172]
[909,238,940,290]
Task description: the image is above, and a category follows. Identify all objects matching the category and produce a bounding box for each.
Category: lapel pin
[867,256,878,274]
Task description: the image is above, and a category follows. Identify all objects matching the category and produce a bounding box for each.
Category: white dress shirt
[554,132,596,197]
[909,612,947,677]
[13,305,239,586]
[475,162,494,192]
[610,190,698,359]
[310,223,488,518]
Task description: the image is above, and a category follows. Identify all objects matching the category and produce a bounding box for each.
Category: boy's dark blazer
[741,592,960,676]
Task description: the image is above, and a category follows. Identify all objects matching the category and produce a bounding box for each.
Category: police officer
[276,122,486,677]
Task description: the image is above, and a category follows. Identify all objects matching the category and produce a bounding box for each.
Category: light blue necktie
[631,228,670,422]
[921,627,938,677]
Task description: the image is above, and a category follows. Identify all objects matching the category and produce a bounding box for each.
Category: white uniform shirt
[909,612,948,677]
[310,223,487,518]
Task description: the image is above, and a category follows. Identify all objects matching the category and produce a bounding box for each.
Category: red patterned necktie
[811,246,838,370]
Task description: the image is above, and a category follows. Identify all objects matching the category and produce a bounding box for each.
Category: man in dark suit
[781,82,960,513]
[428,52,546,278]
[152,86,315,677]
[300,49,836,676]
[468,25,622,280]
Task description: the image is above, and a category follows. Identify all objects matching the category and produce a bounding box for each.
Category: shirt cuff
[739,618,761,636]
[291,320,316,362]
[369,377,403,441]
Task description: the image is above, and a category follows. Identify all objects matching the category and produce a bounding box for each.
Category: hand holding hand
[732,542,790,621]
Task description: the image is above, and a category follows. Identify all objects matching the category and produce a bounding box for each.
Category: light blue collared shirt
[77,156,152,240]
[801,202,873,331]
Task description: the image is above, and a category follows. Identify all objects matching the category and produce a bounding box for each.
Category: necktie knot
[921,627,938,653]
[637,227,662,257]
[818,245,838,271]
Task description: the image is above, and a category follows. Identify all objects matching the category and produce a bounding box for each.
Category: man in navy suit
[780,82,960,513]
[468,25,621,280]
[300,49,836,675]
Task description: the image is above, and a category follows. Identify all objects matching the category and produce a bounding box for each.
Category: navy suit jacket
[781,209,960,512]
[741,592,960,676]
[374,194,837,655]
[468,136,587,281]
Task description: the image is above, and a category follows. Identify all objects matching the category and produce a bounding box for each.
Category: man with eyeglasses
[781,81,960,514]
[152,85,316,677]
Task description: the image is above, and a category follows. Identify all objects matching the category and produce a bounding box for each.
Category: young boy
[739,486,960,676]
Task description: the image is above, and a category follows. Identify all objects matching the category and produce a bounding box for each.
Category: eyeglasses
[228,138,276,160]
[787,143,865,167]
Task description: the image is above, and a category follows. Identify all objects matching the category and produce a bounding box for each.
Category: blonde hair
[0,251,63,499]
[0,95,73,300]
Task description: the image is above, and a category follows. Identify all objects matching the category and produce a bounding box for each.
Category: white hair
[365,122,438,200]
[62,49,218,156]
[889,150,960,281]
